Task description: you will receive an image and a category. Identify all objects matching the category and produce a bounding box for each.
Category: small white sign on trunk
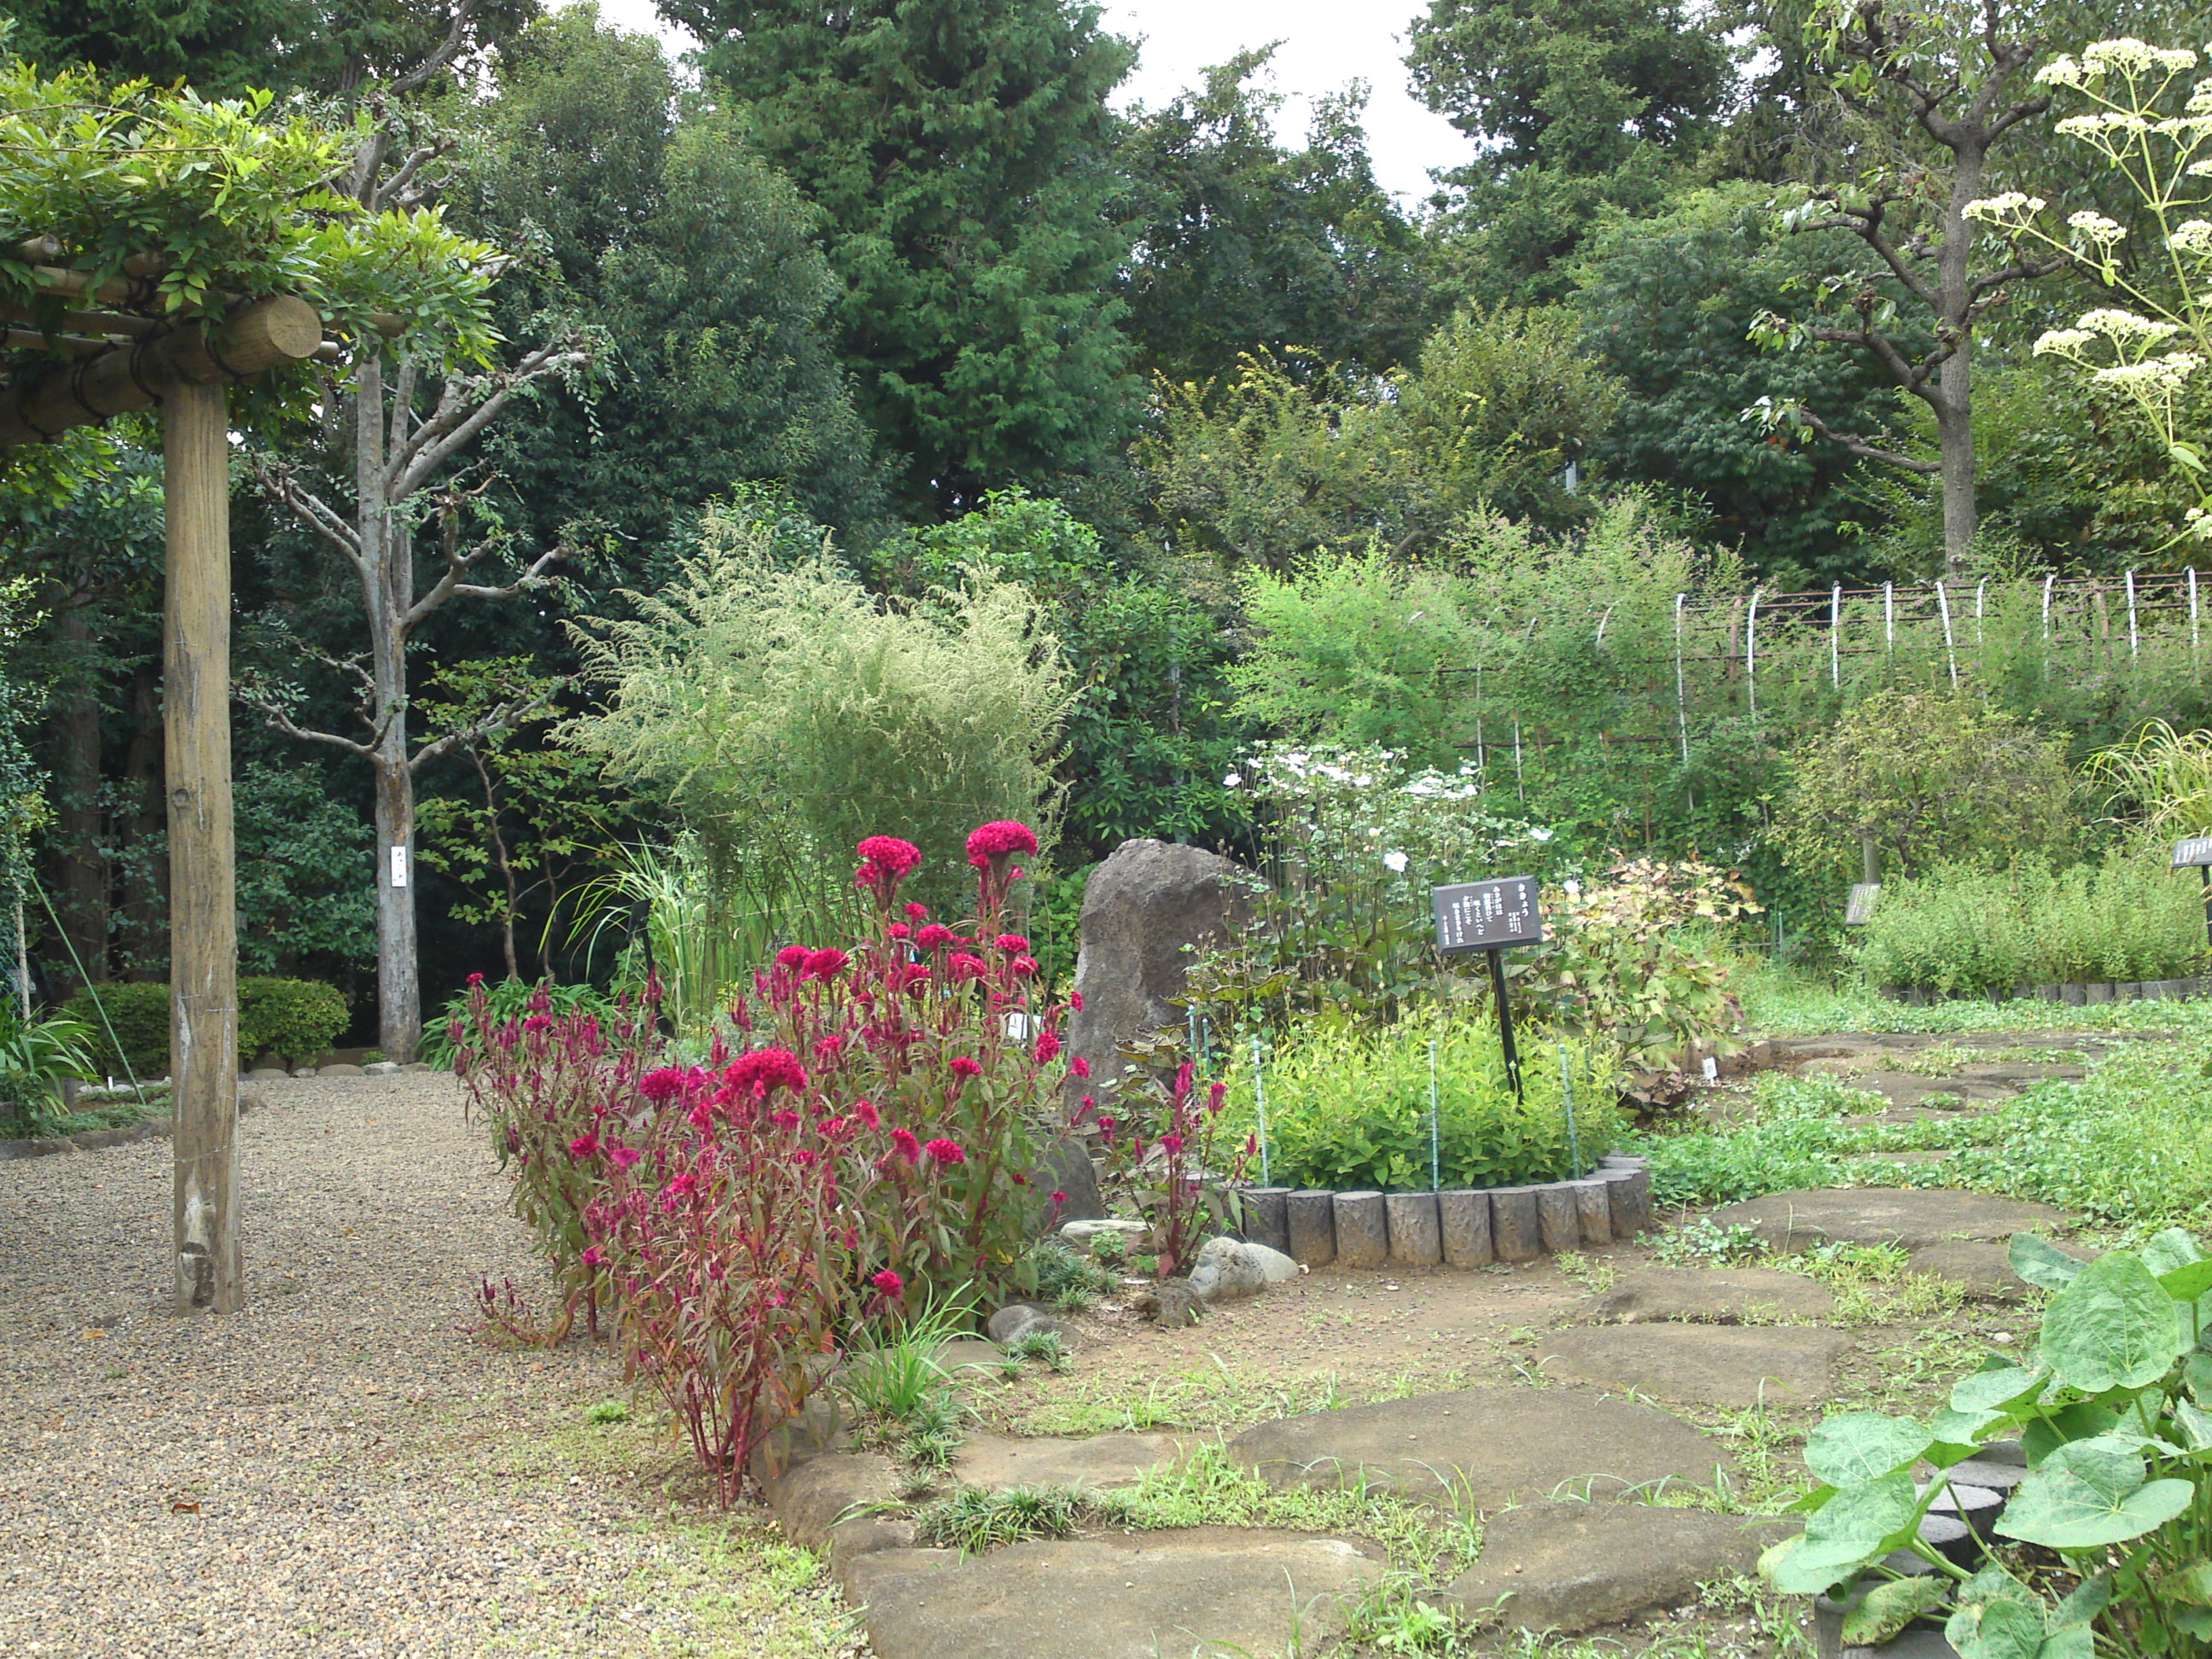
[389,844,409,888]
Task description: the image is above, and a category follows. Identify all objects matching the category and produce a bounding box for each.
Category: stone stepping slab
[843,1527,1386,1659]
[1242,1156,1652,1271]
[1705,1189,2065,1254]
[951,1432,1183,1493]
[1581,1266,1837,1325]
[1441,1500,1796,1633]
[1226,1387,1727,1508]
[1540,1324,1852,1408]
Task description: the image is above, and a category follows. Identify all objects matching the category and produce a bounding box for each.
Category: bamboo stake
[164,380,242,1314]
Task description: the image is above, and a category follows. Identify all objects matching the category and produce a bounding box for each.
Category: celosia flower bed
[457,824,1080,1502]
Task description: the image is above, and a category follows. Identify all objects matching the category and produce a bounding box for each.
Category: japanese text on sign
[2174,837,2212,870]
[1431,876,1544,952]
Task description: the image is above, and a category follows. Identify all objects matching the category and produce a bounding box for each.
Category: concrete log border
[1878,975,2206,1007]
[1237,1155,1650,1270]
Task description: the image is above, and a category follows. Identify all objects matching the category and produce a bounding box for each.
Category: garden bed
[1234,1155,1652,1268]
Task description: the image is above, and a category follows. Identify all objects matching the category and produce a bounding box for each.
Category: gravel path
[0,1074,858,1659]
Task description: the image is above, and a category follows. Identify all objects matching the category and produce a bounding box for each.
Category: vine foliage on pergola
[0,55,499,1314]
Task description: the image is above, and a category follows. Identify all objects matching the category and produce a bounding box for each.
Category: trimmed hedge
[61,976,351,1077]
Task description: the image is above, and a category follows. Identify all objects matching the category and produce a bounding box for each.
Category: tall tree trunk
[1935,380,1976,577]
[1935,140,1985,577]
[118,661,168,979]
[49,614,109,993]
[372,743,419,1062]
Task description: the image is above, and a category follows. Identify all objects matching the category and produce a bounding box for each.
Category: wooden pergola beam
[0,295,321,449]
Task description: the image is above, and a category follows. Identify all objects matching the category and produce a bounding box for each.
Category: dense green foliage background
[5,0,2206,1033]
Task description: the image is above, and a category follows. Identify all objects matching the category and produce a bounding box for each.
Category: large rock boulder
[1062,840,1254,1115]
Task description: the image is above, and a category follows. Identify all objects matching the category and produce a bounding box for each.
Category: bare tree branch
[253,459,367,569]
[389,0,483,96]
[391,343,590,500]
[1796,406,1941,474]
[409,684,562,774]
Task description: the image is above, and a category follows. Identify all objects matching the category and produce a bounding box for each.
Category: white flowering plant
[1198,743,1562,1029]
[1966,39,2212,544]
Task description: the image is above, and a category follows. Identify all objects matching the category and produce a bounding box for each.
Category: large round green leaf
[2039,1252,2186,1393]
[1950,1365,2048,1417]
[1763,1470,1922,1594]
[1996,1439,2195,1549]
[2010,1234,2087,1294]
[1806,1413,1934,1487]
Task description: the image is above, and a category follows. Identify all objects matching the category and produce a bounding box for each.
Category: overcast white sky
[588,0,1468,203]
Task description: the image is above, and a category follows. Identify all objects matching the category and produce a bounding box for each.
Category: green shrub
[418,977,617,1068]
[62,976,351,1077]
[61,981,169,1080]
[238,976,349,1066]
[1854,853,2207,994]
[1222,1016,1624,1191]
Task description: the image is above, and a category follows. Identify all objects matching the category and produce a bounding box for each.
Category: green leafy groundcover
[1220,1016,1625,1191]
[1764,1232,2212,1659]
[1640,1039,2212,1232]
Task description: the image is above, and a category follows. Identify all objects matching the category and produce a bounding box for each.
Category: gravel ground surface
[0,1073,859,1659]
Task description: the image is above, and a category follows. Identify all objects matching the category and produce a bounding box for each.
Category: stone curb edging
[0,1087,269,1161]
[1234,1155,1652,1269]
[1878,975,2206,1007]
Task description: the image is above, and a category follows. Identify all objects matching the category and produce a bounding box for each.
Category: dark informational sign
[1431,876,1544,953]
[2174,837,2212,869]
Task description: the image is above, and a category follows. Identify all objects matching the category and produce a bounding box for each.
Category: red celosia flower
[924,1138,967,1165]
[468,972,486,987]
[771,1110,801,1130]
[890,1128,920,1164]
[725,1046,809,1098]
[568,1132,598,1159]
[803,947,848,981]
[581,1246,605,1266]
[917,923,954,950]
[1051,1190,1068,1205]
[1071,1056,1091,1080]
[1010,956,1039,978]
[1208,1081,1227,1114]
[965,820,1039,870]
[1033,1030,1062,1065]
[854,835,923,900]
[949,1057,982,1079]
[639,1067,687,1104]
[1011,1171,1027,1185]
[888,922,911,940]
[523,1013,552,1033]
[608,1145,642,1169]
[993,933,1029,953]
[906,900,929,922]
[775,945,810,969]
[1070,991,1083,1012]
[855,1098,880,1129]
[871,1269,904,1295]
[947,953,987,981]
[1097,1115,1116,1132]
[1160,1133,1185,1155]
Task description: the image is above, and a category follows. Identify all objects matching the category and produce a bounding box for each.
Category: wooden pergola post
[1,271,323,1313]
[163,379,241,1313]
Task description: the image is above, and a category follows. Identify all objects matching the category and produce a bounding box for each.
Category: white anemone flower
[1382,850,1409,874]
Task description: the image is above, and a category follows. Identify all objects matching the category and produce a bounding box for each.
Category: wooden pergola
[3,235,339,1313]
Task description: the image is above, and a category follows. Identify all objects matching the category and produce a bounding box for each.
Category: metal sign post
[2173,837,2212,952]
[1433,876,1544,1102]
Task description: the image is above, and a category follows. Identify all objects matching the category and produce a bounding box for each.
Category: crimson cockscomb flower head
[725,1046,808,1098]
[1160,1133,1184,1155]
[1010,956,1039,979]
[888,922,911,940]
[568,1132,598,1160]
[854,1098,880,1129]
[993,934,1029,953]
[639,1066,687,1104]
[523,1013,552,1033]
[1070,1056,1090,1080]
[803,947,848,981]
[1051,1190,1068,1206]
[947,953,987,981]
[949,1057,982,1079]
[871,1269,904,1296]
[771,1110,801,1130]
[608,1145,642,1169]
[1208,1081,1227,1114]
[917,923,954,950]
[965,819,1039,870]
[775,944,810,969]
[924,1138,967,1166]
[1069,991,1083,1012]
[905,900,929,923]
[854,835,922,896]
[468,972,486,987]
[1033,1029,1062,1065]
[582,1246,605,1266]
[890,1127,921,1164]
